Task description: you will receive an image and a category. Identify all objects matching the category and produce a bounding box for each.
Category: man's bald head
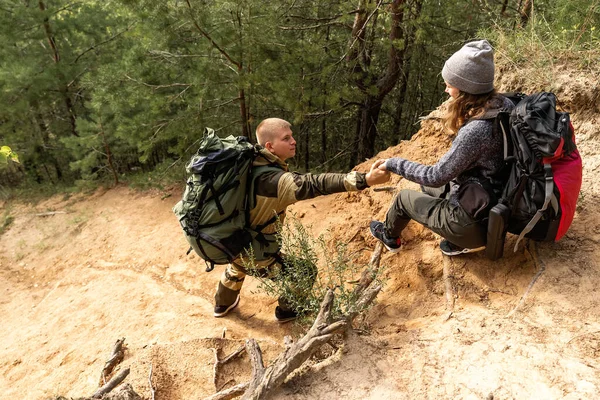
[256,118,291,146]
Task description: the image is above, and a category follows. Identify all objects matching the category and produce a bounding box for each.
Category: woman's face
[444,82,460,99]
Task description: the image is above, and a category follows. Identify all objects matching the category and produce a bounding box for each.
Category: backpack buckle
[205,260,215,272]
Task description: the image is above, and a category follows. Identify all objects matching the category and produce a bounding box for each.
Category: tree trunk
[356,98,382,164]
[520,0,532,28]
[394,0,421,143]
[30,102,63,182]
[62,87,79,137]
[349,0,406,166]
[393,73,410,142]
[304,124,310,171]
[501,0,509,15]
[239,87,251,140]
[320,117,328,170]
[185,1,251,141]
[98,119,119,186]
[39,0,79,137]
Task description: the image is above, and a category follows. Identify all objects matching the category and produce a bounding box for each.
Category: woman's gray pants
[384,185,486,249]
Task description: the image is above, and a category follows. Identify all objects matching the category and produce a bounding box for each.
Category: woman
[370,39,514,256]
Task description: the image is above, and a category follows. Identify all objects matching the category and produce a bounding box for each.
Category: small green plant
[0,210,14,236]
[69,212,89,226]
[35,240,52,252]
[244,216,384,325]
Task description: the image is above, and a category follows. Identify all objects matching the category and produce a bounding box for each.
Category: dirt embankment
[1,66,599,399]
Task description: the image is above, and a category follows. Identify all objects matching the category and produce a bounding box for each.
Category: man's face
[267,126,296,161]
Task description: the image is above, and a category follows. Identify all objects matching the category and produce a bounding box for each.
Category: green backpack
[173,128,280,271]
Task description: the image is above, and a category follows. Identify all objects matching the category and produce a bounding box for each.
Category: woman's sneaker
[439,240,485,256]
[369,221,401,253]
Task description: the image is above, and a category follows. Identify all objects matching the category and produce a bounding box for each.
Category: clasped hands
[365,159,392,186]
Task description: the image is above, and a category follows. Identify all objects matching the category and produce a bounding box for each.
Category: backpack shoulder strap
[246,161,285,225]
[513,163,554,251]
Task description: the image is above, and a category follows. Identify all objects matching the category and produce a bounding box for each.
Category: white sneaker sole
[383,244,402,254]
[213,295,240,317]
[440,246,485,256]
[276,316,297,324]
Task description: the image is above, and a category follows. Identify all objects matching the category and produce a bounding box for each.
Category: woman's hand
[374,159,388,171]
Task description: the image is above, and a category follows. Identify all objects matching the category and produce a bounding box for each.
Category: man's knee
[219,264,246,292]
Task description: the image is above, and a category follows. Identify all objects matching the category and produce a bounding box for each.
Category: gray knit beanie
[441,40,495,95]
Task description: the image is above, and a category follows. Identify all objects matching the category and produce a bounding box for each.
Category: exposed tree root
[148,363,156,400]
[442,257,455,321]
[91,368,131,399]
[212,343,247,390]
[507,241,546,318]
[100,338,126,385]
[54,338,142,400]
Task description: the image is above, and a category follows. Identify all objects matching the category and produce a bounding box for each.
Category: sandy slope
[1,69,599,399]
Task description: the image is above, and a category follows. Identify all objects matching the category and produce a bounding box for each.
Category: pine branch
[74,22,137,64]
[184,0,242,70]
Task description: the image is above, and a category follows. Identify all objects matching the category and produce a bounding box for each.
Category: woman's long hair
[442,90,497,134]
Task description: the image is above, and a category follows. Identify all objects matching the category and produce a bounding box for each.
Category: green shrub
[245,217,384,326]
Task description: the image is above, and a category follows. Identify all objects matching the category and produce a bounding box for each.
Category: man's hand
[366,159,390,186]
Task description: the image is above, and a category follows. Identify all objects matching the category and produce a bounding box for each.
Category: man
[214,118,389,321]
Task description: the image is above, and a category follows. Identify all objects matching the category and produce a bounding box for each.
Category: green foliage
[0,0,597,195]
[125,158,182,191]
[0,146,19,164]
[483,0,600,90]
[0,210,14,236]
[245,217,384,325]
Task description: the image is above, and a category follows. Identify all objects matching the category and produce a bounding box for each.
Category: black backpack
[486,92,583,260]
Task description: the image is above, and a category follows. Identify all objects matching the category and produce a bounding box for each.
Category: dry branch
[241,290,347,400]
[204,382,249,400]
[442,257,455,314]
[35,211,67,216]
[220,345,246,364]
[89,383,141,400]
[372,186,398,192]
[148,363,156,400]
[244,339,266,393]
[507,241,546,317]
[213,344,247,390]
[100,337,126,385]
[53,338,140,400]
[91,367,130,399]
[212,347,220,389]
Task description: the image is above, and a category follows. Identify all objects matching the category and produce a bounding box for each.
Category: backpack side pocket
[457,181,492,219]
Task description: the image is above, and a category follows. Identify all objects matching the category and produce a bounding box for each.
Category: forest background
[0,0,598,195]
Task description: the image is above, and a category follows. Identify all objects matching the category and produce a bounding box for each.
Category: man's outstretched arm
[256,162,389,207]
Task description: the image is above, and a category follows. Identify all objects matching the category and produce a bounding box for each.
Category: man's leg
[262,255,317,322]
[214,263,246,317]
[278,259,317,309]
